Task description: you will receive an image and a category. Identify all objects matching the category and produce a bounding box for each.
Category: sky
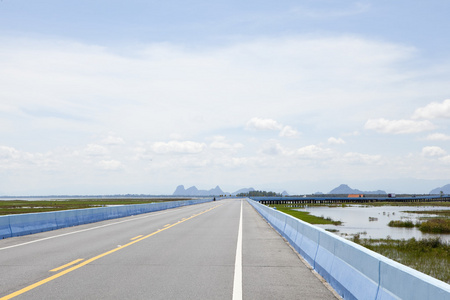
[1,1,450,195]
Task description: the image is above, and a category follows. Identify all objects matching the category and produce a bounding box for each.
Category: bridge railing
[247,199,450,300]
[253,195,450,205]
[0,199,212,239]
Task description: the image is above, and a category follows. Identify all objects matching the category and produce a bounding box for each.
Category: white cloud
[279,126,299,138]
[365,118,436,134]
[260,143,287,156]
[0,146,20,161]
[246,118,299,138]
[130,146,153,161]
[412,99,450,119]
[297,145,333,159]
[426,133,450,141]
[83,144,109,156]
[151,141,206,154]
[97,160,123,171]
[246,118,283,131]
[343,152,382,164]
[1,34,450,194]
[209,136,243,150]
[328,137,346,144]
[421,146,447,157]
[0,145,56,170]
[440,156,450,164]
[101,135,125,145]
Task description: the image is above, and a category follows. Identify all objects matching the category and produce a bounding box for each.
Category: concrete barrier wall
[0,199,211,239]
[0,215,11,239]
[247,199,450,300]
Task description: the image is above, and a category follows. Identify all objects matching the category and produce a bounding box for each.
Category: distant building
[348,194,364,198]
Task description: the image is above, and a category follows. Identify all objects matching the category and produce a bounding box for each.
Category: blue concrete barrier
[0,215,11,239]
[247,199,450,300]
[9,212,58,237]
[55,209,80,229]
[1,199,212,239]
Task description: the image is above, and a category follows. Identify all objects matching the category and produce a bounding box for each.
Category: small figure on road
[213,197,216,201]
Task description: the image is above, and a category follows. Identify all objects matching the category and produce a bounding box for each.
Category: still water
[297,205,450,243]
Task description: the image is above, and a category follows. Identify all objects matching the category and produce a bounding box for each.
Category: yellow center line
[164,224,171,227]
[49,259,84,272]
[130,235,143,240]
[0,204,224,300]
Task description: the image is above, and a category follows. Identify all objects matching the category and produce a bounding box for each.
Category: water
[297,205,450,243]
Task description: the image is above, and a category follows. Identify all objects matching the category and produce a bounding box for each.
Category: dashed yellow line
[0,204,224,300]
[50,259,84,272]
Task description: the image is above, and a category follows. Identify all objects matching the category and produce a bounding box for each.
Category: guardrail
[247,199,450,300]
[254,195,450,205]
[0,199,212,239]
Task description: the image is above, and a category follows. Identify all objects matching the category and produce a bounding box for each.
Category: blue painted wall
[247,199,450,300]
[0,199,211,239]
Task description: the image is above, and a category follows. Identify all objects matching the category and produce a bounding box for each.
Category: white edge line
[232,199,243,300]
[0,209,175,251]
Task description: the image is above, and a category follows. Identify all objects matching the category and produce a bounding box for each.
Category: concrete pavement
[0,199,338,299]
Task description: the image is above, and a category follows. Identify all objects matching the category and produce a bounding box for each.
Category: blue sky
[1,1,450,195]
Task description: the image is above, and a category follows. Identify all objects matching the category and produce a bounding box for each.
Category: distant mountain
[173,185,226,196]
[232,187,255,195]
[329,184,386,195]
[430,184,450,194]
[173,185,187,195]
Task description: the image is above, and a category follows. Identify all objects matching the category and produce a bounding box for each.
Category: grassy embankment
[269,204,342,225]
[353,236,450,284]
[0,198,190,215]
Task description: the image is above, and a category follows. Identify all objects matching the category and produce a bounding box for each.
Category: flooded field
[298,205,450,242]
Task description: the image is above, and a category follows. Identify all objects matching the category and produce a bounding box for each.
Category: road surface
[0,199,337,299]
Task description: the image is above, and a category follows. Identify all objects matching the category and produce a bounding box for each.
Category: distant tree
[237,190,281,197]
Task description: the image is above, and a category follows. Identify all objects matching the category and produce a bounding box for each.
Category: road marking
[0,209,176,251]
[130,235,143,240]
[232,200,243,300]
[164,224,171,227]
[0,204,224,300]
[0,202,220,252]
[50,259,84,272]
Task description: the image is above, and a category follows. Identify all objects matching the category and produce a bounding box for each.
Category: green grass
[270,205,342,225]
[419,219,450,233]
[0,198,191,215]
[388,220,416,228]
[355,202,450,207]
[387,218,450,233]
[354,237,450,284]
[404,210,450,217]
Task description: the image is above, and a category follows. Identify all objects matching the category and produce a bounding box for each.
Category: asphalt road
[0,199,337,299]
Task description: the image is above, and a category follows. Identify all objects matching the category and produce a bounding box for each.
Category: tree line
[236,190,281,197]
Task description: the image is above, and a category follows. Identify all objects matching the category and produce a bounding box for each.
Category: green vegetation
[354,202,450,207]
[405,209,450,217]
[353,237,450,284]
[419,219,450,233]
[269,204,342,225]
[388,220,416,228]
[387,218,450,233]
[0,198,190,215]
[238,190,281,197]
